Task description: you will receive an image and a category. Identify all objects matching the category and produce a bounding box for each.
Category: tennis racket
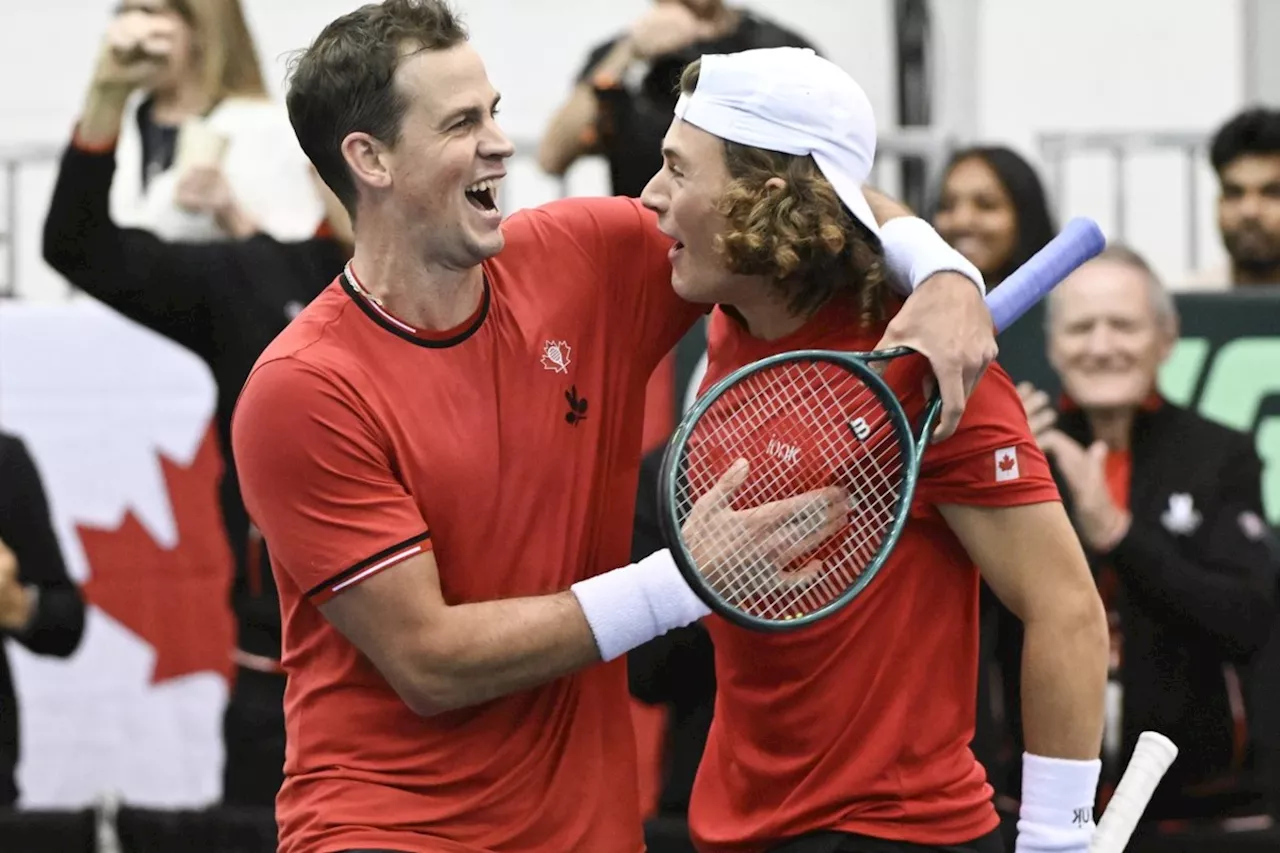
[1089,731,1179,852]
[658,217,1106,631]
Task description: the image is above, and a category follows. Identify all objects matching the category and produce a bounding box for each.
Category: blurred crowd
[1,1,1278,852]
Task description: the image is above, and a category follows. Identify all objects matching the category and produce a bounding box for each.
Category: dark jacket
[0,434,86,806]
[580,12,816,198]
[41,142,348,665]
[629,441,716,817]
[996,400,1278,820]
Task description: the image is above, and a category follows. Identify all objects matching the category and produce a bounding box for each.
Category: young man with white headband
[641,47,1109,853]
[231,3,1004,851]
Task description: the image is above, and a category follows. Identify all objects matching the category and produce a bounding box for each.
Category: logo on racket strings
[767,437,801,465]
[848,417,871,441]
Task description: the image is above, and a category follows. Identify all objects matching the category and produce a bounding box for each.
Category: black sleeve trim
[304,531,432,601]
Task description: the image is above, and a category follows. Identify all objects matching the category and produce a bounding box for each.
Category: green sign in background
[996,287,1280,524]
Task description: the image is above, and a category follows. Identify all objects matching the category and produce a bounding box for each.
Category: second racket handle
[986,217,1107,333]
[1089,731,1178,853]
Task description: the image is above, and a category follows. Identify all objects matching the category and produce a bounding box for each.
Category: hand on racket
[874,270,998,442]
[660,218,1107,631]
[681,459,851,604]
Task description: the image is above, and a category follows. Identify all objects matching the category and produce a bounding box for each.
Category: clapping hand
[1017,382,1130,552]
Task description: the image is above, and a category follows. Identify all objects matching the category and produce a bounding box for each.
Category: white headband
[673,48,879,236]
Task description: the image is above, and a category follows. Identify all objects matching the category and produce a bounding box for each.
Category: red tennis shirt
[688,297,1062,853]
[231,197,700,853]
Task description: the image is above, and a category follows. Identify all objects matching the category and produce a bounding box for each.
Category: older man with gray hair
[1009,245,1278,826]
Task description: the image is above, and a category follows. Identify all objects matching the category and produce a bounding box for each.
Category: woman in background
[932,145,1056,289]
[52,0,339,808]
[99,0,323,242]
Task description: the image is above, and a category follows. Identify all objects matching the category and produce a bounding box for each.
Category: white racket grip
[1088,732,1179,853]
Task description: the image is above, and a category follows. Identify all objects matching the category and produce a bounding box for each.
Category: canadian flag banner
[0,300,672,816]
[0,300,230,809]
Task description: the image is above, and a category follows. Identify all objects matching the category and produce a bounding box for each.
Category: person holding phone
[84,0,322,243]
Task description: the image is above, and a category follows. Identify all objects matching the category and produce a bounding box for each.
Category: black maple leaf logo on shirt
[565,386,589,426]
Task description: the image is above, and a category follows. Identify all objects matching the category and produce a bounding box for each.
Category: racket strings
[676,359,908,620]
[710,366,901,613]
[690,430,898,615]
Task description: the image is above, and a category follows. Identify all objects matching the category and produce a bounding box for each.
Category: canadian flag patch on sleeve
[994,446,1020,482]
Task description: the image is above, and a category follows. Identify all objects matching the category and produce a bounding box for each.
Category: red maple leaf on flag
[78,424,235,684]
[998,453,1016,472]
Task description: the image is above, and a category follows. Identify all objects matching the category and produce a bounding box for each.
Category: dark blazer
[996,400,1279,820]
[0,434,86,806]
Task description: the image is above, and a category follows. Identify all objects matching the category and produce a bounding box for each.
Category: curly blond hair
[679,60,890,325]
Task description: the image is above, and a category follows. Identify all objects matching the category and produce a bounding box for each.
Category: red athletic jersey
[231,197,699,853]
[688,299,1062,853]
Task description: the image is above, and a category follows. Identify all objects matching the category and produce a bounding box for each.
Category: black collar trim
[339,265,489,349]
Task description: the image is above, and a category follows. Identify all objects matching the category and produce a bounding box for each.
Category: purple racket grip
[986,217,1107,333]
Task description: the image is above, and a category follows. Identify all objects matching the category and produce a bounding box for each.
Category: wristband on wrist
[1015,752,1101,852]
[879,216,987,297]
[570,549,710,661]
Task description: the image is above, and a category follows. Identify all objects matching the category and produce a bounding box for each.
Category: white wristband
[1015,752,1101,853]
[879,216,987,297]
[570,549,710,662]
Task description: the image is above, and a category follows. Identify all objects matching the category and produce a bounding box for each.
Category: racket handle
[986,217,1107,333]
[1088,731,1179,853]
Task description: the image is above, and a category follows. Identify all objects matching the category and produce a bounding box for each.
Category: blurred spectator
[1011,246,1278,828]
[1190,108,1280,288]
[538,0,816,197]
[0,433,87,808]
[931,145,1056,289]
[91,0,322,243]
[42,107,351,804]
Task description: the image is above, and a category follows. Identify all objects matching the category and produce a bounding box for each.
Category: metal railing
[1037,129,1211,271]
[0,143,62,299]
[4,129,1225,300]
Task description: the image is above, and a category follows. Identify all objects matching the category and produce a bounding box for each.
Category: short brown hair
[285,0,469,216]
[679,60,890,324]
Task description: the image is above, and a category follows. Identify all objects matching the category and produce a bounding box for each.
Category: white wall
[974,0,1245,284]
